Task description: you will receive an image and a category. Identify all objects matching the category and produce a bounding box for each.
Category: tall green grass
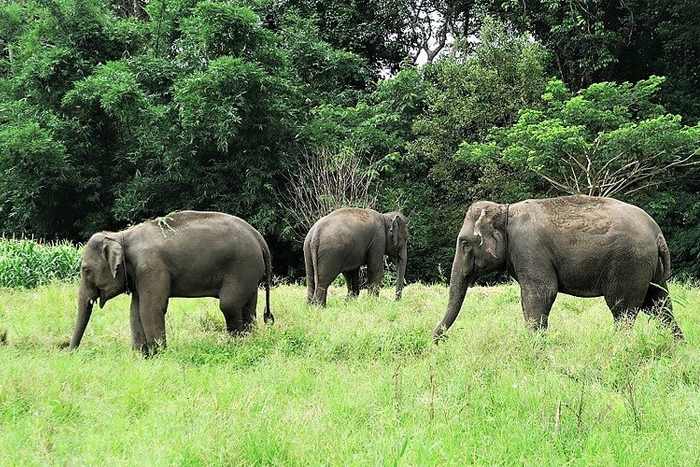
[0,238,82,288]
[0,282,698,465]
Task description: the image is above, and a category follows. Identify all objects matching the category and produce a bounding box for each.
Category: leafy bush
[458,77,700,198]
[0,238,81,288]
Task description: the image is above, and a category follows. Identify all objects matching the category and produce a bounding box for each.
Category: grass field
[1,281,699,465]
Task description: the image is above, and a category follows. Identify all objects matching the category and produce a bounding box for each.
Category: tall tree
[484,0,700,120]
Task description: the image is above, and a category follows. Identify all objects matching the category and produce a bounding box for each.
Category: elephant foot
[141,338,166,358]
[142,346,160,358]
[229,323,254,337]
[229,329,251,338]
[309,296,327,307]
[670,323,684,340]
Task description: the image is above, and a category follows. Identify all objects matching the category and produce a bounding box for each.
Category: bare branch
[276,147,380,242]
[532,141,700,198]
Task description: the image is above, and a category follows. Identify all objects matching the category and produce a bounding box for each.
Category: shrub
[0,238,81,288]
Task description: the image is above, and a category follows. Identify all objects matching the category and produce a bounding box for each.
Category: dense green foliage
[1,283,699,463]
[486,0,700,121]
[0,238,81,288]
[1,0,699,281]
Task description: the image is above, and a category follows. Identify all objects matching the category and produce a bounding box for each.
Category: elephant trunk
[433,257,470,342]
[395,245,407,300]
[69,285,95,350]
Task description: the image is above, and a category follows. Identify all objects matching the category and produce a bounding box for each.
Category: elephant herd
[68,195,684,356]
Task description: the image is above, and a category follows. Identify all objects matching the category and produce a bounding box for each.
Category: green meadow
[1,280,699,465]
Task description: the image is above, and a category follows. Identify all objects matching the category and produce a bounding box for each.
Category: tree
[458,77,700,197]
[276,0,411,75]
[483,0,700,121]
[277,147,380,242]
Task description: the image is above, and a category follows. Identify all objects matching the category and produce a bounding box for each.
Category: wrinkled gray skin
[304,208,408,306]
[69,211,273,355]
[434,196,683,341]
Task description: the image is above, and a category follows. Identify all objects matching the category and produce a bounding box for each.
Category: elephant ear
[390,214,406,247]
[102,236,124,279]
[473,208,502,259]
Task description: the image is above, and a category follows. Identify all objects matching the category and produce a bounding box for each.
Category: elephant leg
[305,250,315,305]
[519,281,557,330]
[306,279,315,305]
[240,291,258,334]
[313,285,329,307]
[311,265,335,307]
[135,269,170,355]
[343,268,360,300]
[129,293,146,354]
[312,255,341,307]
[604,282,646,330]
[641,281,683,338]
[351,269,360,296]
[139,293,168,356]
[219,283,246,335]
[365,250,384,297]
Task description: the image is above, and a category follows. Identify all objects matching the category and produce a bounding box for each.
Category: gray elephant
[434,195,683,341]
[304,208,408,306]
[68,211,273,355]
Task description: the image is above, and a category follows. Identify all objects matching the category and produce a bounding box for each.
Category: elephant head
[383,212,409,299]
[69,233,128,349]
[433,202,508,341]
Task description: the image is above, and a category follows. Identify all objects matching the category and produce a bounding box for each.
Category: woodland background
[1,0,700,282]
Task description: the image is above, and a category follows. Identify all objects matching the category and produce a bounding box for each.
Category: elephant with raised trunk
[304,208,408,306]
[434,195,683,341]
[69,211,273,355]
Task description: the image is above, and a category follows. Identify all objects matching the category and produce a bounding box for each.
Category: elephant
[304,208,408,306]
[68,211,274,355]
[433,195,684,341]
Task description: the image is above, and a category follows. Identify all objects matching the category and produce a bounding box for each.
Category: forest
[1,0,700,282]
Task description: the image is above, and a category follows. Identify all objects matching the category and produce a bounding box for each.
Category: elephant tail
[259,235,274,324]
[656,233,671,283]
[310,238,320,294]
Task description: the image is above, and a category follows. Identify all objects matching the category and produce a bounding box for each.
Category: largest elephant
[304,208,408,306]
[69,211,274,355]
[434,195,683,340]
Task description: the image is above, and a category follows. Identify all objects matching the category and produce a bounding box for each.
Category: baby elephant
[68,211,273,355]
[304,208,408,306]
[434,195,683,341]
